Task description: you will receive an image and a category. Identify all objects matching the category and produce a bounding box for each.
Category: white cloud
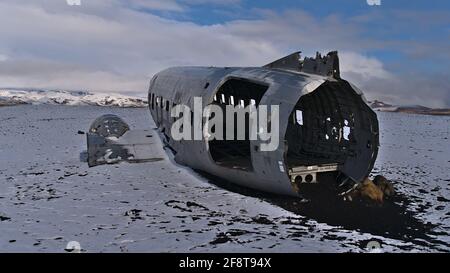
[340,52,392,81]
[0,1,447,107]
[0,0,282,93]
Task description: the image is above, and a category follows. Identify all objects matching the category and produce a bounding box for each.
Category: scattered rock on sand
[0,215,11,221]
[373,175,395,197]
[437,196,450,203]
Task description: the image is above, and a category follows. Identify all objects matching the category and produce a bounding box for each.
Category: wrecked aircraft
[83,51,379,198]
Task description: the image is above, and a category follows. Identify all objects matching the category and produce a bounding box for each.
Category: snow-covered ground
[0,105,448,252]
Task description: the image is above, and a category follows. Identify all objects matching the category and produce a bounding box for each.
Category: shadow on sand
[197,170,449,251]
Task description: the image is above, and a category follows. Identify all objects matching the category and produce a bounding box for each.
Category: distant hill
[0,88,147,108]
[369,100,393,109]
[1,88,448,115]
[368,100,450,116]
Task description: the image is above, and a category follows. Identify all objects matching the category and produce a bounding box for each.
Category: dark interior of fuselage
[285,81,377,168]
[208,78,269,171]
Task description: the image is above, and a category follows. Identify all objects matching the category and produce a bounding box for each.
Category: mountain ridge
[368,100,450,116]
[0,88,147,108]
[1,88,449,115]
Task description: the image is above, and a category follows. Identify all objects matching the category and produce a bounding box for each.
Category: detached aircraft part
[81,114,163,167]
[83,51,379,198]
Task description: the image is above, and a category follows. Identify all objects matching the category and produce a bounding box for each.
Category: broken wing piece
[81,114,163,167]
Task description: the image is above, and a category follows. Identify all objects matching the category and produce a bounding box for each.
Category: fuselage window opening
[148,92,152,109]
[151,93,155,110]
[295,110,303,125]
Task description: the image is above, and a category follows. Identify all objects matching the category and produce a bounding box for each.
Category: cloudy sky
[0,0,449,107]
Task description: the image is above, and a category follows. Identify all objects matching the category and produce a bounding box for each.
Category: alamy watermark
[365,240,383,253]
[65,241,82,253]
[168,97,280,152]
[66,0,81,6]
[367,0,381,6]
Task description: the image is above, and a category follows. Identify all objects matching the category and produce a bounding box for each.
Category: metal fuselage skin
[148,66,379,197]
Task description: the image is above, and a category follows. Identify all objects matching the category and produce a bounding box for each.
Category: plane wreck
[83,51,379,198]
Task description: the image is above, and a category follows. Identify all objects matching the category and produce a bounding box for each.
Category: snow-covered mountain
[368,100,393,109]
[1,88,448,115]
[0,88,147,108]
[368,99,450,116]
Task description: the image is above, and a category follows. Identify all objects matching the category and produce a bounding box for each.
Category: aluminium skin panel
[148,66,377,197]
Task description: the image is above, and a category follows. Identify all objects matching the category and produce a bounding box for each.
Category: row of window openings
[150,93,172,112]
[214,94,256,108]
[150,93,257,129]
[150,93,257,112]
[153,94,307,128]
[150,93,192,128]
